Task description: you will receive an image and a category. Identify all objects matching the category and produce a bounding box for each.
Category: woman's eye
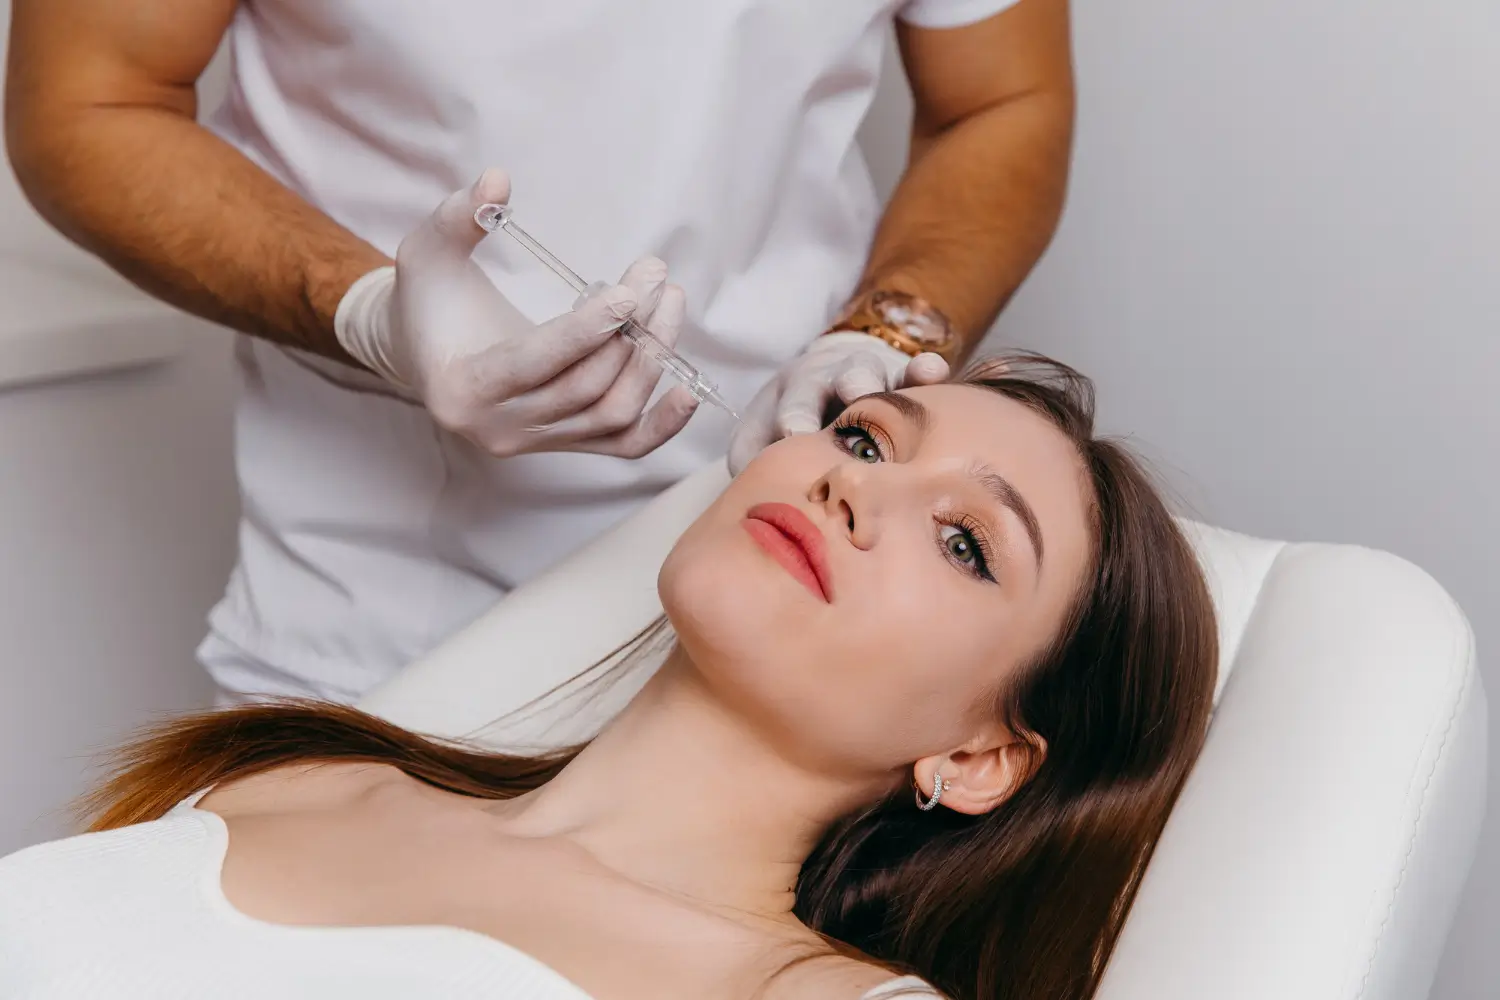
[850,435,880,463]
[941,525,977,564]
[939,522,994,582]
[836,428,883,463]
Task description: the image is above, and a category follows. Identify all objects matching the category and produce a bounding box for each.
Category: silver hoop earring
[915,772,948,812]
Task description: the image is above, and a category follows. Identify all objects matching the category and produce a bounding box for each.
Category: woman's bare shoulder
[195,760,409,818]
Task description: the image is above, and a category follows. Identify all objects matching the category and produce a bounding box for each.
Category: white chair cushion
[359,460,1486,1000]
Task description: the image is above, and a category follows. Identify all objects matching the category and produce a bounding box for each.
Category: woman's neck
[486,646,884,921]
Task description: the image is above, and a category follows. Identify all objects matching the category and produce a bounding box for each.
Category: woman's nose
[809,462,883,550]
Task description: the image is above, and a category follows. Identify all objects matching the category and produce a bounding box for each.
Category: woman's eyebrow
[860,391,930,433]
[975,468,1044,570]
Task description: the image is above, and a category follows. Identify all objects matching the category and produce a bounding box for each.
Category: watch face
[872,292,952,347]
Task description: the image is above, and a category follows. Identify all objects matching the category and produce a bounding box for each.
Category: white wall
[857,2,1497,998]
[0,10,239,853]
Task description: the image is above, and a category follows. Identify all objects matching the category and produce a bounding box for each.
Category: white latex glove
[335,168,698,459]
[727,332,950,475]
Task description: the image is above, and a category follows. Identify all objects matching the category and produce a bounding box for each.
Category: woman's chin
[660,558,812,665]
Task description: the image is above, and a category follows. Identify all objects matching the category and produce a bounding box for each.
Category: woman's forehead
[879,383,1079,462]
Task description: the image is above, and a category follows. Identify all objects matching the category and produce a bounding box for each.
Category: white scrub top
[200,0,1020,703]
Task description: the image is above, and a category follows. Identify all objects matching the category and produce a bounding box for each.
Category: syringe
[473,203,740,422]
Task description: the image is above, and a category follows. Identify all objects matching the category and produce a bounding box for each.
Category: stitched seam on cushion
[1352,594,1475,1000]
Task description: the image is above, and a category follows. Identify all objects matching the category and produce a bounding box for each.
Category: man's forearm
[7,104,390,364]
[851,90,1074,362]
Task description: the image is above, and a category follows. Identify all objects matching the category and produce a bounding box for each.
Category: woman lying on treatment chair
[0,354,1217,1000]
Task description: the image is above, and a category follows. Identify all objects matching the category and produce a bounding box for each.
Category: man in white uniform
[7,0,1075,704]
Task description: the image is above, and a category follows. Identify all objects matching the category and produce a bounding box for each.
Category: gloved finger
[503,335,636,428]
[774,367,838,439]
[829,351,894,405]
[614,256,668,328]
[403,168,511,265]
[544,283,687,441]
[472,283,638,393]
[561,385,700,460]
[901,352,950,386]
[496,259,673,427]
[726,377,783,476]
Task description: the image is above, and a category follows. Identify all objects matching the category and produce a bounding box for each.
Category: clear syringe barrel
[612,319,734,413]
[473,202,740,420]
[560,279,705,384]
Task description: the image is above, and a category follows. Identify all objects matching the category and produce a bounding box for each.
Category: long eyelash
[830,412,888,458]
[945,512,997,582]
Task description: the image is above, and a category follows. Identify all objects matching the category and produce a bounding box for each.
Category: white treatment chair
[359,461,1487,1000]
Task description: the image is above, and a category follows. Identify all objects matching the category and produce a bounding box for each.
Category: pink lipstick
[742,502,833,603]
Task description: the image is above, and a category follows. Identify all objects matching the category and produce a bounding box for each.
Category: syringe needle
[473,203,740,422]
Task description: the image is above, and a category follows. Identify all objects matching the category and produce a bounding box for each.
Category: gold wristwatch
[824,289,957,359]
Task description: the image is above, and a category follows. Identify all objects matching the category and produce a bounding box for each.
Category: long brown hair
[78,352,1217,1000]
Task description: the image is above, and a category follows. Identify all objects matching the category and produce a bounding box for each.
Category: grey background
[0,1,1493,995]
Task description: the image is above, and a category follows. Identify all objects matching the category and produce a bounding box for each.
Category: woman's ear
[914,731,1045,816]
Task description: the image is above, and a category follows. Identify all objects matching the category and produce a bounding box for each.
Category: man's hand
[335,169,699,459]
[727,334,949,475]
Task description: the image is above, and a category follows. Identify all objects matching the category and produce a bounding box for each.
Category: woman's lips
[742,502,833,603]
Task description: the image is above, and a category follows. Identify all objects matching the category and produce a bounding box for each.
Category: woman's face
[659,383,1096,777]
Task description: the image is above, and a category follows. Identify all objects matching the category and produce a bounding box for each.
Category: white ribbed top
[0,793,939,998]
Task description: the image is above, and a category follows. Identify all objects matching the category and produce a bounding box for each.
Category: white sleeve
[859,976,946,998]
[896,0,1022,29]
